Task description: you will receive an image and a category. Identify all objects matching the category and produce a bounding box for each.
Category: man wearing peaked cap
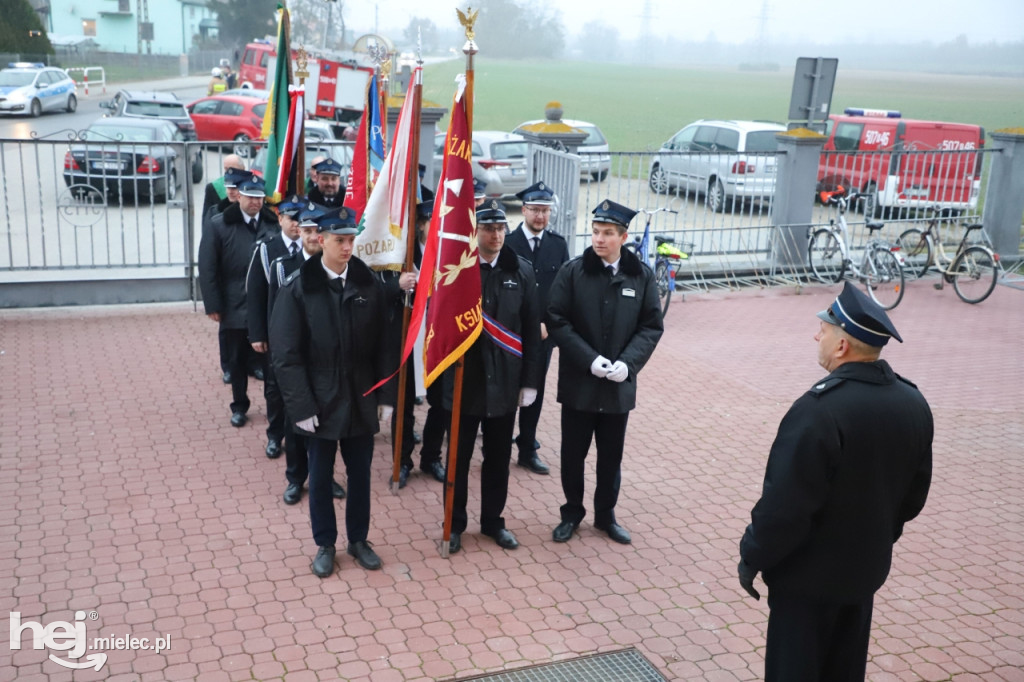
[439,200,541,554]
[473,178,488,207]
[199,161,279,428]
[269,199,395,577]
[308,158,345,209]
[739,282,933,680]
[505,180,569,475]
[546,198,664,547]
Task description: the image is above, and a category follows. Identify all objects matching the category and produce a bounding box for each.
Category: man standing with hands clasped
[546,199,664,546]
[269,207,395,577]
[738,282,933,681]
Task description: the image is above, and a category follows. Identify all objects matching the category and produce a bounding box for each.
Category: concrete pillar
[771,128,826,266]
[980,129,1024,257]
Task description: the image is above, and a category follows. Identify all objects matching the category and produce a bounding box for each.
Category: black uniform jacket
[198,203,278,330]
[505,224,570,311]
[266,249,305,319]
[443,246,542,418]
[269,253,395,441]
[546,245,664,414]
[307,186,344,209]
[246,232,295,344]
[740,360,933,602]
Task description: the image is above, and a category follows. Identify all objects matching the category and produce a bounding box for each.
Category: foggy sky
[345,0,1024,47]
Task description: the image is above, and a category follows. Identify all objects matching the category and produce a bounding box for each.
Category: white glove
[519,388,537,407]
[590,355,613,378]
[378,405,394,422]
[296,415,319,432]
[606,361,629,383]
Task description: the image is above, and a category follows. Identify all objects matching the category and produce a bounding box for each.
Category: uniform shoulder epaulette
[545,229,566,241]
[282,269,302,287]
[894,373,919,389]
[808,376,846,396]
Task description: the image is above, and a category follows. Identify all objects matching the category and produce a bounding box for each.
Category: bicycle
[808,187,906,310]
[626,207,691,317]
[895,209,999,304]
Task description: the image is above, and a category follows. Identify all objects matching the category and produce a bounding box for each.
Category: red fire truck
[238,40,374,124]
[818,108,985,216]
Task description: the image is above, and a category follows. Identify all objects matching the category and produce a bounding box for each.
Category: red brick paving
[1,280,1022,681]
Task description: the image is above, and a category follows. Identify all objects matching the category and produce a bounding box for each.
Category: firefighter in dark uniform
[444,201,542,554]
[739,282,933,682]
[269,207,395,577]
[307,158,345,209]
[547,199,664,546]
[264,203,346,505]
[247,195,305,458]
[505,181,570,475]
[395,200,446,487]
[199,175,279,427]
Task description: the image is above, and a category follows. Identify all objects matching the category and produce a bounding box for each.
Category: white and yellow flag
[353,66,421,270]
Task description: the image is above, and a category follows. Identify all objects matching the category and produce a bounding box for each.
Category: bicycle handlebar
[636,207,679,217]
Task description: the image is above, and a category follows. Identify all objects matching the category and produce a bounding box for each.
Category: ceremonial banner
[343,73,385,220]
[353,67,420,270]
[260,4,300,202]
[413,75,481,387]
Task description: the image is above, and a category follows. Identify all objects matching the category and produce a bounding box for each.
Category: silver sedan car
[433,130,529,200]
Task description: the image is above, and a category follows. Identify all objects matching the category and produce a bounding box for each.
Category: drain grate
[444,648,667,682]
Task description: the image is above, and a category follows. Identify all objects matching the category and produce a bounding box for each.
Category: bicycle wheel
[864,247,905,310]
[896,228,932,280]
[950,245,997,304]
[655,259,672,317]
[808,229,845,283]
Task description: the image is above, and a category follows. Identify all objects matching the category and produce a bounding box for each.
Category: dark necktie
[290,241,299,256]
[532,236,540,252]
[606,264,615,277]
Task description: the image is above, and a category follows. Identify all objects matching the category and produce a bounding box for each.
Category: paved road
[0,283,1021,680]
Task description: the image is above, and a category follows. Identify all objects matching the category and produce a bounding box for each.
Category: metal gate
[529,145,581,256]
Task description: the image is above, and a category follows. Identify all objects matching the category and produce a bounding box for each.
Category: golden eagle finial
[456,7,479,42]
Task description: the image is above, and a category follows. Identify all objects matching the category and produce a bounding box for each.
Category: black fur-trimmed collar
[581,244,642,276]
[495,245,520,272]
[301,252,376,292]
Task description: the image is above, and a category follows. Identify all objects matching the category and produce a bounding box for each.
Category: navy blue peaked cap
[515,181,554,205]
[592,199,636,229]
[817,281,903,346]
[315,206,358,235]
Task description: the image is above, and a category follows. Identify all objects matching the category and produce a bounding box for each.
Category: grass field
[421,59,1024,152]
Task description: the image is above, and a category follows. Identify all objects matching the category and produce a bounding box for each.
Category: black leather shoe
[517,451,550,475]
[421,460,446,483]
[283,483,302,505]
[398,464,412,489]
[311,545,336,577]
[448,532,462,554]
[552,520,579,543]
[595,521,632,545]
[413,430,422,444]
[265,439,282,458]
[332,480,346,499]
[230,412,247,428]
[347,540,382,570]
[222,371,231,384]
[251,367,265,381]
[485,528,519,550]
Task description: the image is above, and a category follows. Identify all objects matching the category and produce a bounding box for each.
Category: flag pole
[441,7,478,559]
[294,43,308,192]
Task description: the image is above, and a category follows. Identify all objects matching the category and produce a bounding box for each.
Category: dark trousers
[515,338,554,456]
[417,378,447,466]
[221,328,251,414]
[393,365,417,467]
[451,411,516,535]
[283,423,308,485]
[307,434,374,547]
[262,357,286,442]
[218,328,230,373]
[559,406,629,526]
[219,328,262,376]
[765,591,873,682]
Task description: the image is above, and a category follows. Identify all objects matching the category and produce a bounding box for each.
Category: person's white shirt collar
[478,253,499,268]
[280,231,300,252]
[301,248,313,260]
[605,256,621,275]
[521,224,543,243]
[321,260,348,283]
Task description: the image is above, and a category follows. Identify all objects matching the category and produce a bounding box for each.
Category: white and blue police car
[0,62,77,117]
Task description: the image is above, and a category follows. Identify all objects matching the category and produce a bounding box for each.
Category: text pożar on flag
[343,73,386,221]
[260,4,303,203]
[411,75,481,387]
[353,66,421,271]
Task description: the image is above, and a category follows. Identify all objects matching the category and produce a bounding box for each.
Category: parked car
[433,130,529,200]
[514,118,612,181]
[186,94,268,158]
[648,119,785,212]
[100,89,203,181]
[62,118,185,203]
[0,62,77,117]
